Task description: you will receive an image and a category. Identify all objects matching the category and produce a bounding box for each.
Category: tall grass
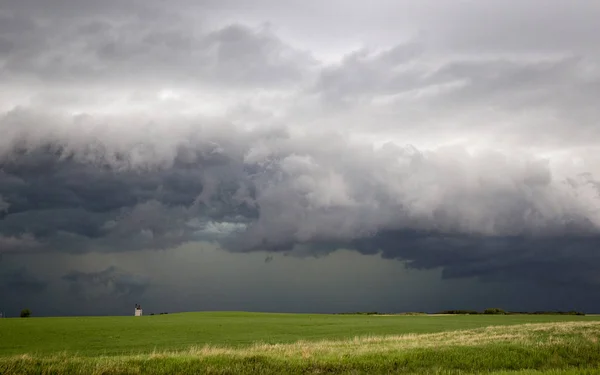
[2,321,599,374]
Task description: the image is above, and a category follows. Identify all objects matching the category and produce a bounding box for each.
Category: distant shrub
[437,310,479,315]
[531,310,585,316]
[436,308,584,316]
[484,308,506,315]
[337,312,381,315]
[20,309,31,318]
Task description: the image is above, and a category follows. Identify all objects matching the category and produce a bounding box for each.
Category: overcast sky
[1,0,600,317]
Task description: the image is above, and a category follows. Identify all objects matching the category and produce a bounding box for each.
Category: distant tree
[437,310,479,315]
[20,309,31,318]
[484,308,506,315]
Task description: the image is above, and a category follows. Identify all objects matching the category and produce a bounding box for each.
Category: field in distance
[2,312,600,374]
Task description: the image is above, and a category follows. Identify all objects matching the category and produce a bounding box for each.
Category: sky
[1,0,600,317]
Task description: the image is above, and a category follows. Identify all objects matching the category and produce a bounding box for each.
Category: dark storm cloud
[0,195,9,213]
[0,109,599,290]
[2,0,600,306]
[62,266,150,298]
[0,119,259,253]
[350,231,600,288]
[1,267,48,293]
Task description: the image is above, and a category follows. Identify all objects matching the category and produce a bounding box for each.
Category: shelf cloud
[1,0,600,313]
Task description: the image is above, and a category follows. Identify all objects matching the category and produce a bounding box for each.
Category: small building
[134,304,142,317]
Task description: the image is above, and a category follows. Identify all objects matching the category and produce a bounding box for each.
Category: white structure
[135,304,143,316]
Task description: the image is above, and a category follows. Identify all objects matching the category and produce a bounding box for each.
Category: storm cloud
[0,267,48,294]
[1,111,599,288]
[62,266,150,298]
[1,0,600,312]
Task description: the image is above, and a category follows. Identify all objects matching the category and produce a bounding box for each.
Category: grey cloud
[1,1,178,32]
[0,13,38,36]
[424,56,600,148]
[426,55,600,114]
[4,0,600,55]
[236,142,598,247]
[1,109,599,290]
[312,41,424,104]
[139,0,600,55]
[2,0,600,310]
[0,195,9,213]
[0,116,258,253]
[1,267,48,293]
[3,1,599,151]
[350,231,600,288]
[309,49,600,148]
[0,11,314,87]
[426,1,600,54]
[0,37,15,56]
[62,266,150,298]
[0,234,41,253]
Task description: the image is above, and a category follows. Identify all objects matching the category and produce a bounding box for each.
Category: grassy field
[1,312,600,374]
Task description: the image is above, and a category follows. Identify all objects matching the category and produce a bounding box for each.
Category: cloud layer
[62,266,150,298]
[1,0,600,296]
[1,110,599,288]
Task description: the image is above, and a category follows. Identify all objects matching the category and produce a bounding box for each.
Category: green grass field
[2,312,600,374]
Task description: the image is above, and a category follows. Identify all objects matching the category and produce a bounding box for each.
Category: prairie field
[1,312,600,374]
